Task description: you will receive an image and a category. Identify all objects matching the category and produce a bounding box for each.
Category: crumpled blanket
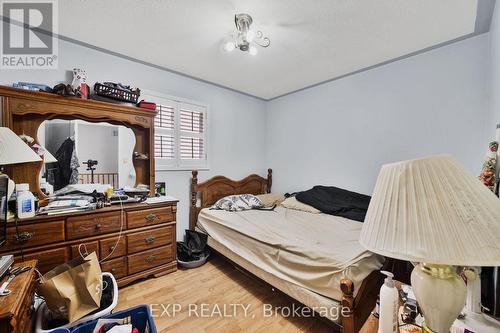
[295,185,371,222]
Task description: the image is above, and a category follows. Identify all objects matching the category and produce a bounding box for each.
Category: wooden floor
[116,254,335,333]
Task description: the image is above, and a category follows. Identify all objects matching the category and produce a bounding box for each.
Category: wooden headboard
[190,169,272,229]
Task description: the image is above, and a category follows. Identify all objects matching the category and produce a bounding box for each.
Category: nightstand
[0,260,37,333]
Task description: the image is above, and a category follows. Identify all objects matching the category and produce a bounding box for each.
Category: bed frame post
[190,170,198,230]
[267,168,272,193]
[340,278,355,333]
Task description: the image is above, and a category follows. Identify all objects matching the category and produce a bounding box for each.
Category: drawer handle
[110,268,116,273]
[13,231,34,243]
[109,245,115,252]
[144,236,156,244]
[145,213,157,221]
[145,255,156,263]
[95,223,102,230]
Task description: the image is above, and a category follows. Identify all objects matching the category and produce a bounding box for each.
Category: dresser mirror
[37,119,137,191]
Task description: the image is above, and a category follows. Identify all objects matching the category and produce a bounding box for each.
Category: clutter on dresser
[133,152,149,160]
[93,82,140,104]
[137,100,157,110]
[15,183,36,218]
[71,68,90,99]
[0,260,37,333]
[0,265,31,296]
[154,182,166,196]
[12,81,52,91]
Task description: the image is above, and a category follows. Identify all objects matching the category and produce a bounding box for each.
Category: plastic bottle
[40,177,53,195]
[378,271,398,333]
[16,183,35,218]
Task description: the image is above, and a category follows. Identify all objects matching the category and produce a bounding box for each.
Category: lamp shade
[360,155,500,266]
[42,146,57,163]
[0,127,42,165]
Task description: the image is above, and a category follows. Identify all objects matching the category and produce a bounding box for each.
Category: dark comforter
[295,186,371,222]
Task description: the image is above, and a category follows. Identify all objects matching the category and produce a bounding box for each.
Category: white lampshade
[42,147,57,163]
[360,154,500,267]
[0,127,42,165]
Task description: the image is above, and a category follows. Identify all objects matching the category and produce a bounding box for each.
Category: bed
[190,169,393,333]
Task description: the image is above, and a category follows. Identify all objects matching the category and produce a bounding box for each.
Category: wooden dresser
[1,200,177,287]
[0,260,37,333]
[0,86,179,287]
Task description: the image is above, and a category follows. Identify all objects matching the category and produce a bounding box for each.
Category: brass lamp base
[411,263,466,333]
[422,323,437,333]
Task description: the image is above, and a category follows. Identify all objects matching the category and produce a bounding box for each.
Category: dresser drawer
[100,257,127,279]
[127,207,174,229]
[100,236,126,260]
[4,220,64,251]
[23,247,68,274]
[71,241,99,259]
[127,245,173,274]
[67,212,122,240]
[127,226,173,254]
[17,273,36,332]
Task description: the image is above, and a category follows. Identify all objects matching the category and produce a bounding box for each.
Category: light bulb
[246,29,255,42]
[224,42,235,52]
[249,45,258,56]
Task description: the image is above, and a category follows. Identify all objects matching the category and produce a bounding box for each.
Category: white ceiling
[58,0,479,100]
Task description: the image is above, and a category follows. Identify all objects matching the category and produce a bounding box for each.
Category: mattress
[197,206,384,300]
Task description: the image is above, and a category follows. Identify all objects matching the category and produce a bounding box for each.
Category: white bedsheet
[197,206,384,300]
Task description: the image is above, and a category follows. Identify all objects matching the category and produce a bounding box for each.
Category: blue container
[70,305,156,333]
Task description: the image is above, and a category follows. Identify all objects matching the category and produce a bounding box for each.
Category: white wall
[0,38,267,240]
[266,34,490,195]
[76,123,118,174]
[488,4,500,139]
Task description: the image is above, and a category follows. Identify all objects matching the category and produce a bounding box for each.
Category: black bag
[177,230,210,263]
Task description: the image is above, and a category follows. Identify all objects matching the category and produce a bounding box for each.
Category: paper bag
[38,251,103,323]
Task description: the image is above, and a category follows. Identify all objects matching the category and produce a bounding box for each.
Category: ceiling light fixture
[224,13,270,55]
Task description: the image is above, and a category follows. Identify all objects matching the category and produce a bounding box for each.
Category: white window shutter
[148,92,208,170]
[154,102,176,168]
[178,102,207,168]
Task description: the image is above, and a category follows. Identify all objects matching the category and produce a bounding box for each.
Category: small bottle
[16,183,35,218]
[378,271,398,333]
[40,177,54,195]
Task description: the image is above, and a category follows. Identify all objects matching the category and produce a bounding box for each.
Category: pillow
[212,194,263,212]
[256,193,285,207]
[280,196,321,214]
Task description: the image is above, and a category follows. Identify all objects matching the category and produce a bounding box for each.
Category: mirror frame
[0,86,157,203]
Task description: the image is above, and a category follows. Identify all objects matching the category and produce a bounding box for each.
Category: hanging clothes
[54,138,79,190]
[69,145,80,185]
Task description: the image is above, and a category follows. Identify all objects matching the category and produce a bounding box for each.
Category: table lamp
[0,127,42,199]
[42,148,57,164]
[360,155,500,333]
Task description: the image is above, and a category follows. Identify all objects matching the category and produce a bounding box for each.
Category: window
[144,92,208,170]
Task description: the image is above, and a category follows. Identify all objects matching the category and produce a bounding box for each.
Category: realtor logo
[1,0,58,69]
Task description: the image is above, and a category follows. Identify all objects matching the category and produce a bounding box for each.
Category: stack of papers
[39,199,95,215]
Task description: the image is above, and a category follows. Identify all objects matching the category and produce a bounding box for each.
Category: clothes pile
[177,230,210,269]
[294,185,371,222]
